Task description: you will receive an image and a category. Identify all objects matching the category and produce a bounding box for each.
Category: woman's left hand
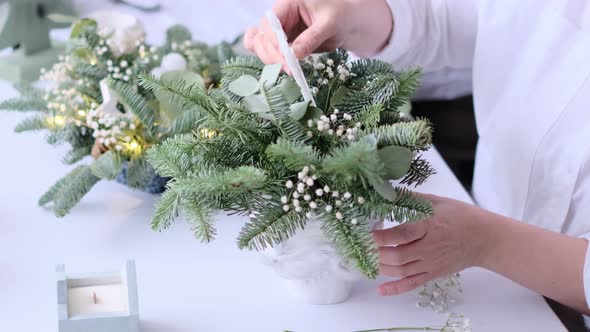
[373,193,496,296]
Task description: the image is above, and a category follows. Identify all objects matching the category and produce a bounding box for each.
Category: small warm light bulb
[200,128,217,139]
[53,116,65,126]
[77,110,86,116]
[129,141,139,150]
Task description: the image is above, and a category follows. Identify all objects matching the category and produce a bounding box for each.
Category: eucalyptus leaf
[244,95,272,114]
[330,86,350,108]
[70,18,96,38]
[260,64,282,87]
[370,178,398,202]
[257,111,275,121]
[228,75,260,97]
[73,48,93,60]
[161,70,206,90]
[378,146,413,180]
[279,77,302,104]
[289,101,310,121]
[156,70,205,127]
[298,106,323,125]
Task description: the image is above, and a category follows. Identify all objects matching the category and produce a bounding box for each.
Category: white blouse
[378,0,590,308]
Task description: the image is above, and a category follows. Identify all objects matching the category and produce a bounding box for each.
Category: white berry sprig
[281,165,366,227]
[306,108,362,141]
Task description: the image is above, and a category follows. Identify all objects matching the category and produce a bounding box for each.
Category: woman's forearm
[476,213,589,314]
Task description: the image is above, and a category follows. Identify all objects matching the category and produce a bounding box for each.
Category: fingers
[413,192,442,203]
[379,272,431,296]
[244,27,258,52]
[272,0,298,33]
[379,261,425,278]
[291,21,333,59]
[378,244,423,266]
[252,30,283,65]
[373,222,428,247]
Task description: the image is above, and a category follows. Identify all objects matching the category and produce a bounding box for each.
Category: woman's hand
[373,194,495,296]
[244,0,393,65]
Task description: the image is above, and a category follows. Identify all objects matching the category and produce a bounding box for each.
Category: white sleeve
[582,234,590,309]
[376,0,480,71]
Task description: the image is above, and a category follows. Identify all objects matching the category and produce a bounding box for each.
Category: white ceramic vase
[262,217,362,305]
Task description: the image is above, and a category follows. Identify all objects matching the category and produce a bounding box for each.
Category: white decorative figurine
[56,261,139,332]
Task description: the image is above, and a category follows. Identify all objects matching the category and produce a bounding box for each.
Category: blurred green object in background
[0,0,76,82]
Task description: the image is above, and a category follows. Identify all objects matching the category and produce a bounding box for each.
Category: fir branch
[139,73,212,114]
[350,58,393,78]
[262,84,309,143]
[15,115,49,132]
[174,166,268,195]
[169,108,202,135]
[62,146,91,165]
[13,82,45,100]
[221,56,264,82]
[39,166,86,206]
[45,128,68,145]
[147,134,201,178]
[0,98,46,112]
[151,186,181,231]
[322,137,384,187]
[266,138,321,171]
[181,197,216,243]
[77,84,103,103]
[320,211,379,279]
[72,63,108,81]
[400,156,437,187]
[237,207,307,251]
[389,69,422,111]
[198,104,265,144]
[53,165,101,217]
[90,150,122,180]
[370,119,433,151]
[391,188,433,223]
[108,78,157,132]
[354,104,382,129]
[338,68,421,117]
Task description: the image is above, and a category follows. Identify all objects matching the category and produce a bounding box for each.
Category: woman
[244,0,590,314]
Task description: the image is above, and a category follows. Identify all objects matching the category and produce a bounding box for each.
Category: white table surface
[0,2,567,331]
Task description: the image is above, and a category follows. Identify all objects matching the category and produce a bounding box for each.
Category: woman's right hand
[244,0,393,66]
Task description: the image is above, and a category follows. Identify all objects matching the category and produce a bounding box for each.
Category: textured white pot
[262,217,362,305]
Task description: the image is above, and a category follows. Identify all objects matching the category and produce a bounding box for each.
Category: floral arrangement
[1,13,235,217]
[143,49,435,278]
